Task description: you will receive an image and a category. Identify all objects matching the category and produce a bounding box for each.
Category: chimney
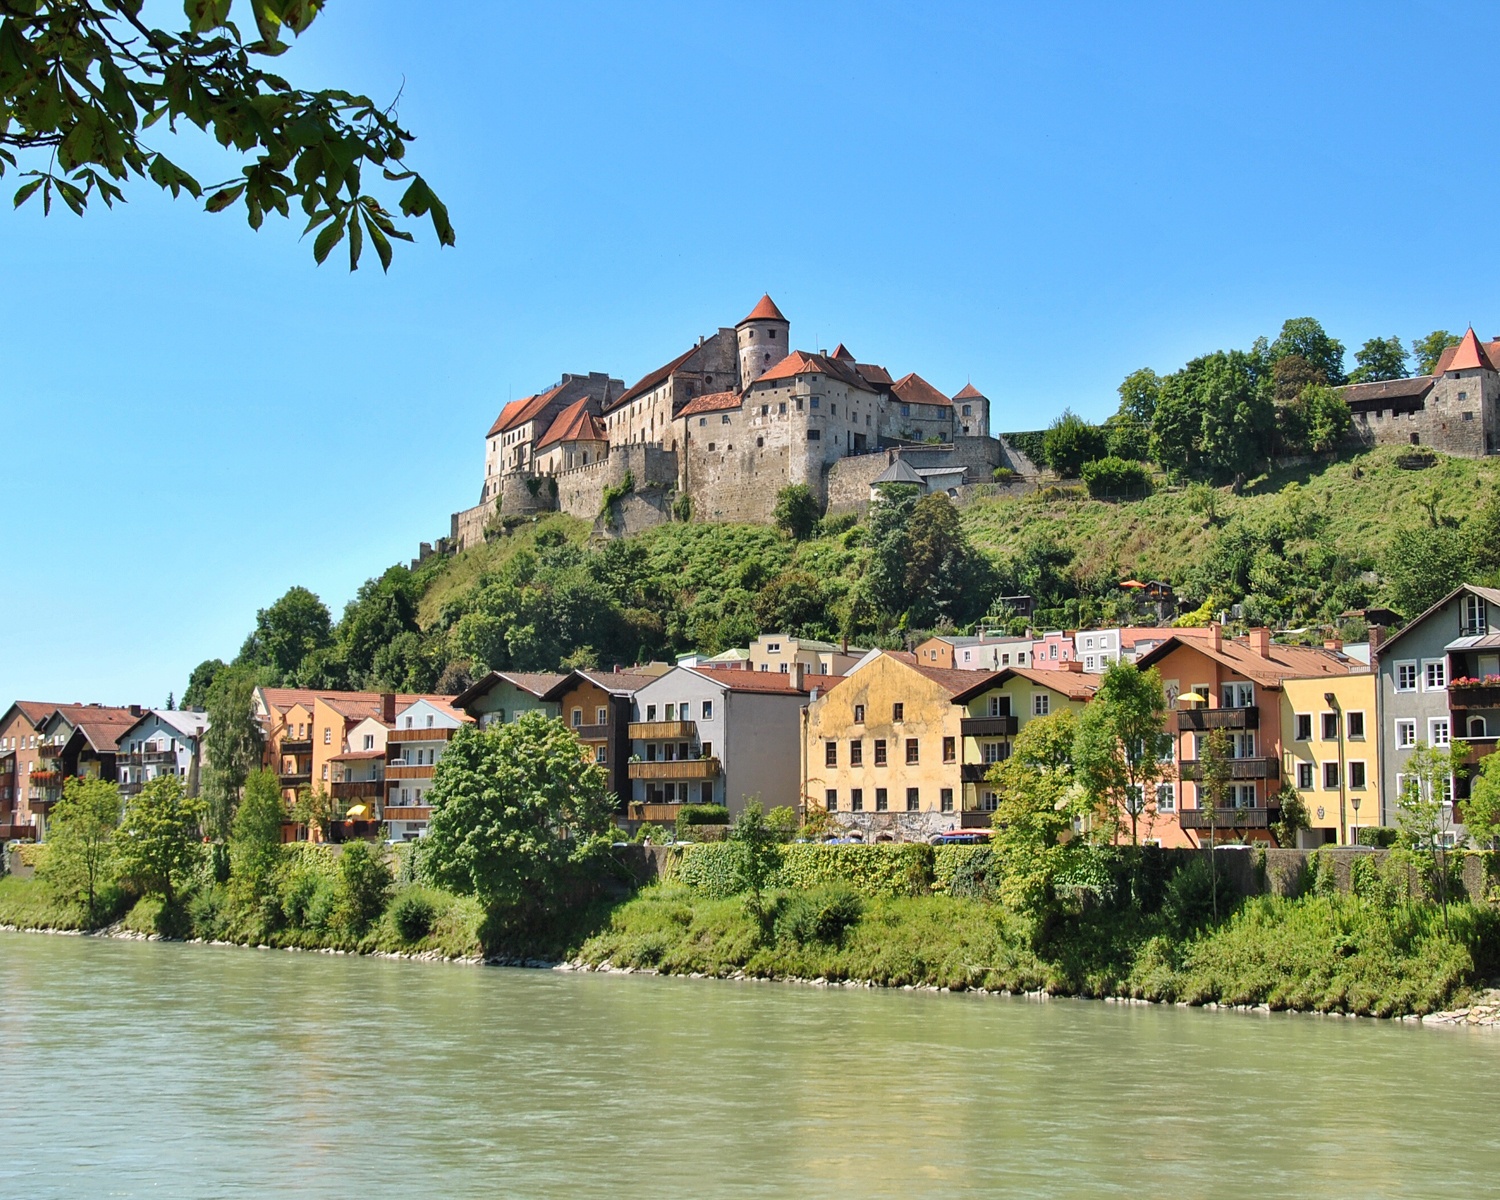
[129,704,142,717]
[1064,659,1083,673]
[793,662,805,690]
[1324,637,1344,654]
[1369,625,1385,655]
[1209,623,1222,653]
[809,686,821,703]
[381,692,396,724]
[1250,627,1271,658]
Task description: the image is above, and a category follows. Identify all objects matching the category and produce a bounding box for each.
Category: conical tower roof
[1446,326,1495,372]
[738,294,787,325]
[954,382,986,400]
[831,343,854,361]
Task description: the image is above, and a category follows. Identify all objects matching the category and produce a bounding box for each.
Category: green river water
[1,930,1497,1198]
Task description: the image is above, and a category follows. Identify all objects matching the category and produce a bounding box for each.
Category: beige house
[534,397,609,475]
[748,634,864,678]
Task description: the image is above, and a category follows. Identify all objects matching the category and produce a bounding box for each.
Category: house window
[906,787,920,812]
[875,788,889,812]
[1323,762,1340,789]
[595,746,607,764]
[1349,761,1366,789]
[1321,712,1339,740]
[572,708,583,728]
[1430,718,1451,747]
[1222,682,1254,708]
[1423,659,1447,691]
[982,742,1007,764]
[1395,661,1417,692]
[1297,761,1315,790]
[664,703,676,720]
[942,736,956,763]
[363,734,374,750]
[321,764,329,780]
[1155,782,1176,813]
[981,790,998,812]
[825,741,838,768]
[826,789,838,812]
[323,728,332,744]
[1463,593,1488,635]
[426,715,434,728]
[851,788,864,812]
[853,704,865,724]
[1295,714,1312,741]
[940,788,954,812]
[905,739,919,765]
[646,705,657,721]
[598,708,609,725]
[1347,711,1365,739]
[893,703,904,722]
[1395,719,1417,749]
[850,740,863,766]
[874,739,888,766]
[1033,694,1050,716]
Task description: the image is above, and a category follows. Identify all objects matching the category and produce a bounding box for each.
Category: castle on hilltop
[449,296,1020,547]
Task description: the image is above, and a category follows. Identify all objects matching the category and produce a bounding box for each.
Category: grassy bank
[578,884,1500,1018]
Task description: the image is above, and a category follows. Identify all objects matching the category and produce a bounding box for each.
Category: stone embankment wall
[825,436,1017,516]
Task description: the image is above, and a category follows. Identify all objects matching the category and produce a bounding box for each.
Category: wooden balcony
[961,715,1017,737]
[384,806,432,822]
[278,772,312,788]
[961,763,999,783]
[1178,757,1280,781]
[0,823,37,840]
[36,744,65,760]
[1458,738,1500,769]
[117,750,178,766]
[569,723,610,741]
[386,764,435,780]
[279,738,313,754]
[1173,706,1260,732]
[628,802,690,823]
[1178,805,1273,830]
[628,757,720,781]
[331,780,384,800]
[1449,684,1500,710]
[629,720,697,740]
[388,727,455,743]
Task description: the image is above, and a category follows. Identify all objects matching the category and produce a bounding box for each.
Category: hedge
[932,845,991,892]
[674,843,937,899]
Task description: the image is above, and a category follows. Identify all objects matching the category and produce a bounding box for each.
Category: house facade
[747,634,862,677]
[0,701,58,840]
[30,704,140,839]
[1281,671,1379,846]
[913,633,1034,672]
[453,672,566,728]
[384,698,467,841]
[542,670,662,811]
[115,708,209,799]
[1374,584,1500,834]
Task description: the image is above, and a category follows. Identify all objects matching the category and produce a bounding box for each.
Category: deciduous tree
[230,768,287,910]
[38,775,120,923]
[772,484,819,541]
[1,1,452,269]
[116,774,205,910]
[1073,661,1172,846]
[237,586,333,680]
[1411,330,1461,376]
[1041,409,1108,478]
[201,664,264,839]
[1348,335,1409,383]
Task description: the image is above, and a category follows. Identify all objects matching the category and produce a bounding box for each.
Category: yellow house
[802,651,976,835]
[953,667,1101,813]
[1281,670,1379,846]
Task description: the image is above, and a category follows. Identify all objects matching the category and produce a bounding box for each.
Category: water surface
[1,932,1496,1198]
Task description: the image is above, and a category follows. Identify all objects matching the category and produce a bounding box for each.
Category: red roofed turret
[1444,326,1496,373]
[736,294,790,388]
[737,293,786,325]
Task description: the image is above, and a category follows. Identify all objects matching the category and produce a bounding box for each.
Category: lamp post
[1325,692,1347,845]
[1351,795,1362,846]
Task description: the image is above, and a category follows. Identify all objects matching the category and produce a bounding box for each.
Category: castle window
[779,403,786,415]
[807,428,821,440]
[700,417,707,427]
[707,443,716,451]
[810,397,819,409]
[768,329,777,339]
[748,329,756,339]
[761,405,769,416]
[722,415,730,424]
[962,405,972,416]
[757,437,764,448]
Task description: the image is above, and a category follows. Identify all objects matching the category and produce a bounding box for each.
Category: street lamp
[1351,794,1362,845]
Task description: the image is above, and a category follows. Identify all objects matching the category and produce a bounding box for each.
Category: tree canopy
[237,585,332,679]
[1348,335,1409,383]
[1,0,452,269]
[1411,331,1461,376]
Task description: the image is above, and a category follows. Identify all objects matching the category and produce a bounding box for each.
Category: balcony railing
[628,802,690,823]
[627,757,721,781]
[383,805,432,822]
[386,763,435,780]
[331,780,384,800]
[280,739,313,754]
[388,728,455,743]
[1178,757,1280,781]
[629,720,697,740]
[1449,684,1500,710]
[278,772,312,788]
[117,751,178,766]
[961,763,1000,783]
[1178,806,1273,830]
[36,744,65,760]
[569,723,610,741]
[1173,706,1260,732]
[1458,738,1500,769]
[0,823,37,841]
[961,715,1017,737]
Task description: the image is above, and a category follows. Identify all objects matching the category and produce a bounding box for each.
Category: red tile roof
[44,704,142,752]
[1433,334,1500,376]
[854,362,893,387]
[755,350,877,393]
[738,294,786,325]
[688,665,813,693]
[953,382,986,400]
[493,381,569,435]
[608,344,700,412]
[677,389,742,417]
[2,701,63,729]
[1442,327,1496,373]
[996,667,1104,701]
[537,397,607,449]
[329,749,386,762]
[831,343,854,361]
[1135,635,1352,688]
[891,372,952,409]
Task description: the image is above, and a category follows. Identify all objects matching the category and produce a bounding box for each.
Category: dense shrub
[773,886,864,946]
[390,888,440,942]
[335,841,393,936]
[1080,456,1152,499]
[933,845,995,896]
[1356,827,1399,848]
[675,843,936,899]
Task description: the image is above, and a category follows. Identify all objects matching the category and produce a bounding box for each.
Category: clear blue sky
[3,0,1493,707]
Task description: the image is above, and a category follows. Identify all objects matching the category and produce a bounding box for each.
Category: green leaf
[204,182,245,213]
[183,0,233,34]
[12,177,43,208]
[362,208,392,272]
[312,215,345,264]
[347,213,363,270]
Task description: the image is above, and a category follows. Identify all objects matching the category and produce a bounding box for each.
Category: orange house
[1135,627,1356,846]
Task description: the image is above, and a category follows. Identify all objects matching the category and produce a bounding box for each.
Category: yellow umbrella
[345,803,369,818]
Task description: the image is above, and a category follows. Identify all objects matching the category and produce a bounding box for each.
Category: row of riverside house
[2,584,1493,847]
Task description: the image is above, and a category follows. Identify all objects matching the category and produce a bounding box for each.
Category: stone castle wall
[450,501,493,552]
[825,436,1012,516]
[555,444,679,533]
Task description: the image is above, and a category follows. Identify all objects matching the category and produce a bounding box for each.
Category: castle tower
[953,382,989,438]
[736,294,789,389]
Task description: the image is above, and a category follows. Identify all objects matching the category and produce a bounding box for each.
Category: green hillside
[193,447,1500,700]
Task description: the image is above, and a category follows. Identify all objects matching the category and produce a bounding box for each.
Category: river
[1,931,1497,1198]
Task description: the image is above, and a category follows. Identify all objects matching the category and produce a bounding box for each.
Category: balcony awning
[1446,633,1500,651]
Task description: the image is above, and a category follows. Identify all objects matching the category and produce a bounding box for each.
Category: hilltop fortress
[449,296,1024,547]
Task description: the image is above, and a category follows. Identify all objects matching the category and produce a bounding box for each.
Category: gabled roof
[393,696,468,724]
[1135,634,1352,687]
[738,294,786,325]
[953,382,986,401]
[955,666,1103,703]
[258,687,325,715]
[831,343,854,361]
[543,669,663,701]
[1339,376,1434,410]
[687,665,813,694]
[41,704,141,753]
[872,457,924,485]
[1442,327,1496,373]
[755,350,876,393]
[453,671,568,709]
[1373,583,1500,658]
[0,701,65,731]
[891,372,952,409]
[854,362,893,387]
[677,389,742,417]
[329,749,386,762]
[537,397,607,449]
[116,708,209,746]
[608,344,700,412]
[492,381,569,435]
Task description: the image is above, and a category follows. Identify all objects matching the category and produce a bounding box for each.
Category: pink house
[1030,631,1078,670]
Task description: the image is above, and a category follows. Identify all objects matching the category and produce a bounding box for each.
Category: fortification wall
[555,445,679,532]
[825,450,898,515]
[450,501,493,552]
[825,437,1018,516]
